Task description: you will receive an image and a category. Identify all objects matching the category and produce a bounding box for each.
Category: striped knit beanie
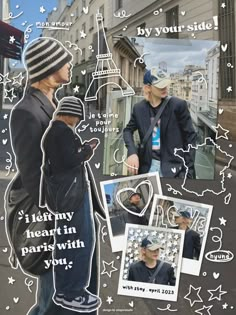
[56,97,85,120]
[25,37,72,83]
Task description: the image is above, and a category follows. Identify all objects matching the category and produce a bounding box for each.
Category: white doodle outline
[113,148,138,170]
[24,24,33,44]
[224,193,231,205]
[196,71,208,89]
[174,137,234,196]
[184,285,203,307]
[195,305,213,315]
[65,41,82,54]
[205,227,234,263]
[113,10,131,19]
[208,285,227,301]
[101,260,118,278]
[157,304,178,312]
[24,278,34,293]
[116,180,153,217]
[134,52,150,67]
[85,12,135,101]
[5,152,13,176]
[4,11,24,21]
[0,73,11,86]
[12,72,24,86]
[166,184,183,196]
[212,124,229,140]
[101,225,108,243]
[4,88,17,103]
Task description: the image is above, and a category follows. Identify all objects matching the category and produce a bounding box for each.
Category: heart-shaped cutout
[219,108,224,114]
[81,70,86,75]
[213,272,220,279]
[95,163,100,169]
[13,297,19,304]
[171,167,176,173]
[116,180,153,217]
[181,11,186,15]
[2,247,8,253]
[2,139,8,145]
[221,44,228,52]
[129,301,134,308]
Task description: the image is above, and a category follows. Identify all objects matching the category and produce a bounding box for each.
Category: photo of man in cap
[124,192,148,225]
[40,96,101,312]
[123,68,197,178]
[128,236,176,285]
[173,211,201,260]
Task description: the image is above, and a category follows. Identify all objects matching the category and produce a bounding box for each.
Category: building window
[166,6,179,39]
[82,0,86,9]
[76,29,79,43]
[70,34,73,43]
[89,14,94,31]
[76,6,79,19]
[219,0,235,99]
[200,96,202,100]
[82,22,86,33]
[81,48,86,62]
[75,75,79,83]
[99,5,105,20]
[76,51,79,64]
[115,0,123,11]
[115,0,122,11]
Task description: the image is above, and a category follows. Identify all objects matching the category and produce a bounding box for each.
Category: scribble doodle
[166,184,183,196]
[113,10,131,19]
[65,41,82,54]
[134,52,150,68]
[4,11,24,21]
[24,24,34,44]
[157,304,178,312]
[113,148,138,170]
[196,71,208,89]
[101,225,108,243]
[5,152,13,177]
[24,278,34,293]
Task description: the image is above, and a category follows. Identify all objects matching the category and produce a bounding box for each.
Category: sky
[135,38,219,74]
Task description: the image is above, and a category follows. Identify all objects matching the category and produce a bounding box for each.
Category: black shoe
[54,289,101,312]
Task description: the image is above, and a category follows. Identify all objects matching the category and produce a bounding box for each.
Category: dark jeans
[54,191,95,298]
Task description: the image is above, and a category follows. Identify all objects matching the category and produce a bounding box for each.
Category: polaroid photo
[117,224,184,301]
[100,172,162,252]
[149,194,213,276]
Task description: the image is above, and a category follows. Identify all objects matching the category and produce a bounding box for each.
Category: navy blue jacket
[123,97,197,178]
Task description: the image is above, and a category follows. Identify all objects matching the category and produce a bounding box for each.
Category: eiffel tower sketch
[85,12,135,101]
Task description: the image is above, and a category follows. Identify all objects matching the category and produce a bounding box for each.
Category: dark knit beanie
[56,97,85,120]
[24,37,72,83]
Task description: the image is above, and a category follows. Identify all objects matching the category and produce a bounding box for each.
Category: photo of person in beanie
[128,236,176,285]
[40,96,101,312]
[124,192,148,225]
[123,68,197,178]
[6,37,101,315]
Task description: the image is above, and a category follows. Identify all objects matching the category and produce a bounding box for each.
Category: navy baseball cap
[143,68,171,88]
[141,236,164,251]
[179,211,191,219]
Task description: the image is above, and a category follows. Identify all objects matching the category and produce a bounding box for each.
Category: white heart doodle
[171,167,176,173]
[221,44,228,52]
[213,272,220,279]
[81,70,86,75]
[13,297,19,304]
[219,108,224,114]
[129,301,134,308]
[116,180,153,217]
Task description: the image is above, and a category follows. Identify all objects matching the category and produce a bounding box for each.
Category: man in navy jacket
[123,68,197,178]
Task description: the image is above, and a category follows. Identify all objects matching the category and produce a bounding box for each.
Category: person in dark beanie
[123,68,197,178]
[6,37,101,315]
[124,192,148,225]
[40,97,101,312]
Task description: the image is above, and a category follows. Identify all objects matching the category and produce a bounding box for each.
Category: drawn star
[151,231,157,236]
[227,173,232,179]
[226,86,232,92]
[40,6,46,13]
[212,124,229,140]
[174,234,179,240]
[208,285,227,301]
[4,88,17,102]
[195,305,213,315]
[168,234,173,240]
[144,230,149,236]
[8,277,16,285]
[12,72,24,86]
[219,217,227,226]
[159,233,164,239]
[167,241,172,247]
[134,250,139,255]
[161,239,166,244]
[3,114,8,120]
[184,285,203,307]
[101,260,118,278]
[129,229,134,235]
[221,3,226,8]
[73,85,80,93]
[134,243,139,249]
[80,30,87,38]
[160,253,166,260]
[9,36,15,44]
[168,255,175,262]
[106,296,113,304]
[222,303,228,310]
[0,73,11,86]
[171,263,177,268]
[173,247,178,254]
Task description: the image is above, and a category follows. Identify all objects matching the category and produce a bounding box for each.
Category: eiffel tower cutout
[85,12,135,101]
